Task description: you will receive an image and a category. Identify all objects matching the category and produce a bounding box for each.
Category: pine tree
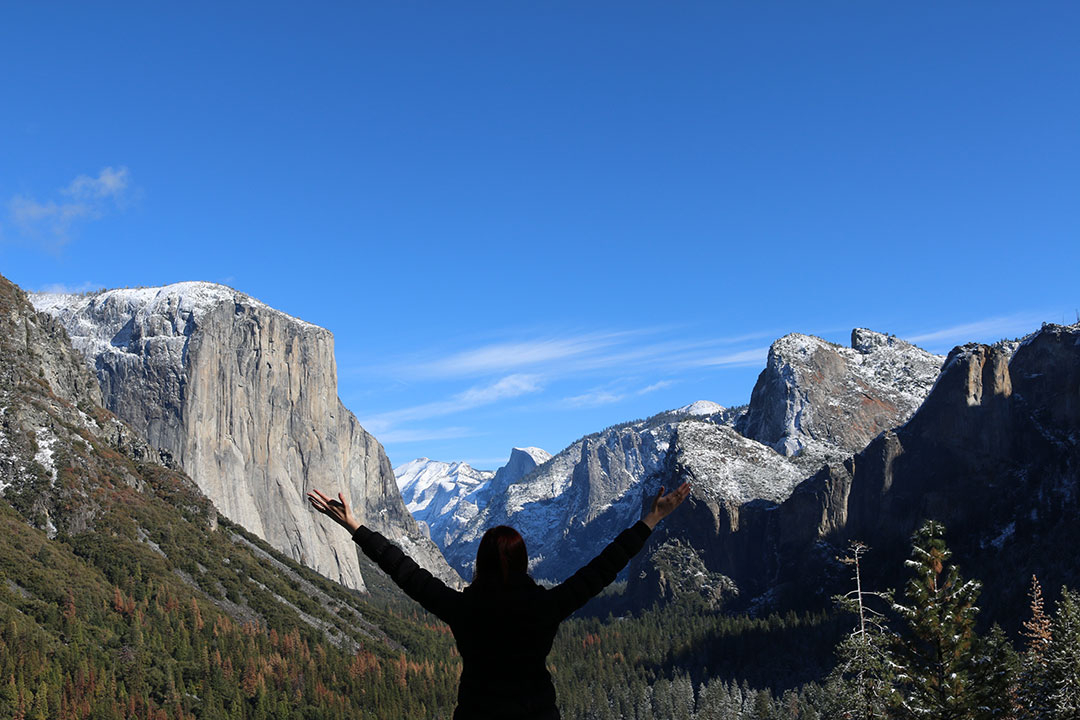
[1017,576,1053,719]
[1046,587,1080,718]
[892,520,982,720]
[824,541,898,720]
[969,624,1018,720]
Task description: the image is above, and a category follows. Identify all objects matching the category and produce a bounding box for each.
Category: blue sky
[2,3,1077,469]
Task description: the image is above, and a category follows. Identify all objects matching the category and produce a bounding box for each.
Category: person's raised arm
[307,488,459,621]
[642,481,691,530]
[550,482,690,620]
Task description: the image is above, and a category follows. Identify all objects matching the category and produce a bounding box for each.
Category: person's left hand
[307,489,361,534]
[642,482,691,530]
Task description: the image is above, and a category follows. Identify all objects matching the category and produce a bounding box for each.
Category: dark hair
[473,525,528,587]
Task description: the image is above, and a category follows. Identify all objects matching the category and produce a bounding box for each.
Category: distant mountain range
[394,331,946,584]
[394,320,1080,624]
[395,446,551,550]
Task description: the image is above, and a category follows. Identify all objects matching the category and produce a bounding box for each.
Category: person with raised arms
[307,481,691,720]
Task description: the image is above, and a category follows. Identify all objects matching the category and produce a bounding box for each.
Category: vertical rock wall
[31,284,458,590]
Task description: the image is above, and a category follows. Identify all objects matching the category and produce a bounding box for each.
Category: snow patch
[34,428,59,485]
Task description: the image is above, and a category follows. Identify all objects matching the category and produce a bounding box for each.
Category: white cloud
[637,380,674,395]
[692,347,770,367]
[64,166,130,202]
[907,313,1047,349]
[8,166,131,247]
[560,378,676,409]
[374,426,474,444]
[360,373,544,429]
[359,326,785,387]
[563,390,624,409]
[411,333,629,377]
[456,374,542,405]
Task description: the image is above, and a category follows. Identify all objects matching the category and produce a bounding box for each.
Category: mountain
[394,458,493,541]
[420,329,942,585]
[435,403,797,583]
[30,283,457,590]
[395,446,552,552]
[0,273,462,718]
[631,324,1080,622]
[737,328,944,463]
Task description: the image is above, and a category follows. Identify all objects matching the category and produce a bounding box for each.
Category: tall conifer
[892,520,981,719]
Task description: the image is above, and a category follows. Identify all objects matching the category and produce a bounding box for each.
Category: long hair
[473,525,528,587]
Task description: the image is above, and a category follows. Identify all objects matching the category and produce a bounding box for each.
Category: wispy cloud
[374,426,475,444]
[907,313,1047,349]
[8,166,131,248]
[384,329,778,384]
[691,347,770,367]
[561,379,676,409]
[637,380,674,395]
[563,390,624,409]
[360,373,543,431]
[409,333,630,378]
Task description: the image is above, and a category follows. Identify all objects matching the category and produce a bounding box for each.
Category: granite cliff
[737,329,943,463]
[31,283,457,590]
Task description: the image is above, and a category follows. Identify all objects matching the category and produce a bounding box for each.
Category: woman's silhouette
[308,481,690,720]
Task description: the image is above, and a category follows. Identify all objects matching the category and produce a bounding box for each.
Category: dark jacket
[353,521,652,719]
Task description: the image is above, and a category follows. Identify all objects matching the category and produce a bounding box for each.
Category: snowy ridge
[439,402,730,581]
[29,282,320,375]
[674,421,802,506]
[395,458,494,541]
[395,447,549,549]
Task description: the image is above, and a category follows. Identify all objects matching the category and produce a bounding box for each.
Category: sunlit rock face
[31,283,459,591]
[738,329,943,463]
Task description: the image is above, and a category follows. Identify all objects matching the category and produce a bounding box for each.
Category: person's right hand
[307,489,361,534]
[642,482,691,529]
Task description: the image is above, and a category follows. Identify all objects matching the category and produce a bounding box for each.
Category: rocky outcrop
[490,447,553,494]
[31,283,458,590]
[635,324,1080,620]
[0,275,198,537]
[737,329,943,462]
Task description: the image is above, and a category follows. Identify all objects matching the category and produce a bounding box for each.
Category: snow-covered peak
[395,458,492,499]
[510,446,553,466]
[676,400,725,417]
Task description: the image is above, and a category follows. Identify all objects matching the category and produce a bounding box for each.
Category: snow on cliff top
[511,446,553,465]
[30,281,320,335]
[771,329,943,402]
